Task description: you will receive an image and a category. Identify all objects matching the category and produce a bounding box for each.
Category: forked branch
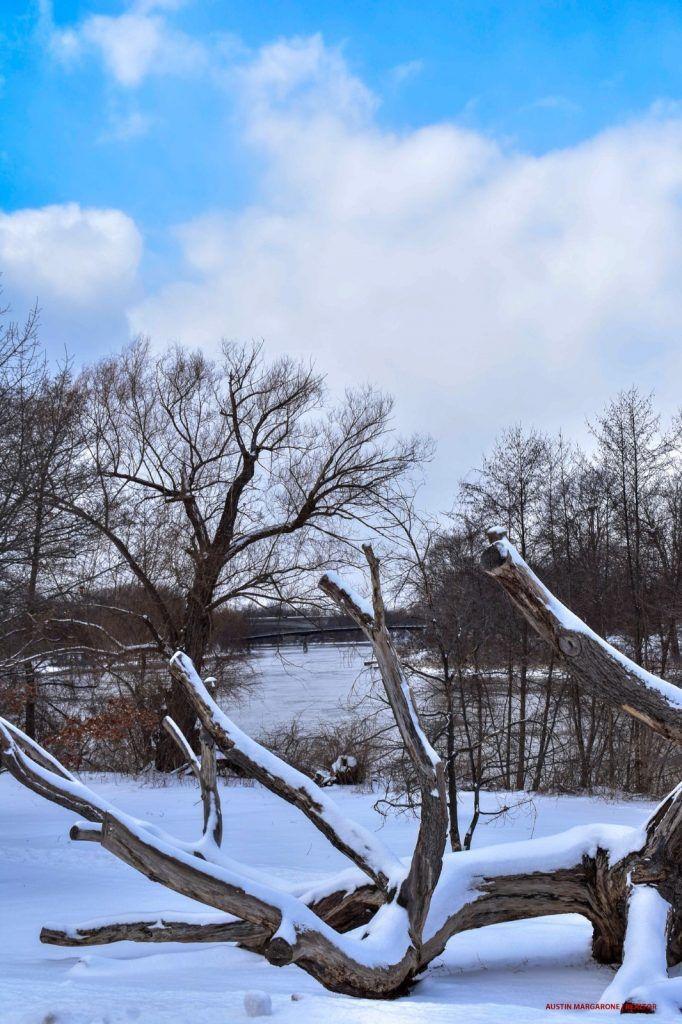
[169,649,403,892]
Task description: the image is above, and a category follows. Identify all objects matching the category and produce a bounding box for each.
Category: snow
[332,755,357,773]
[601,884,669,1004]
[322,572,375,620]
[398,672,441,768]
[496,536,682,709]
[600,883,682,1014]
[2,717,79,783]
[425,821,643,942]
[0,772,668,1024]
[244,990,273,1016]
[236,643,373,733]
[172,651,406,891]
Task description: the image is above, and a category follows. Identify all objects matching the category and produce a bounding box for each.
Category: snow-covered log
[481,527,682,744]
[40,912,266,948]
[169,640,403,894]
[3,540,682,1003]
[600,885,670,1010]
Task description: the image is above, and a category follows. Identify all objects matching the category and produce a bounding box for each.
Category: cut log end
[264,936,295,966]
[480,542,508,573]
[40,926,71,946]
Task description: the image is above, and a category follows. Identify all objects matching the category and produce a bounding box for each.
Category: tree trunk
[481,529,682,746]
[155,583,212,771]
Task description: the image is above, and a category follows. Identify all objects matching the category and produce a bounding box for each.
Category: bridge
[245,622,425,645]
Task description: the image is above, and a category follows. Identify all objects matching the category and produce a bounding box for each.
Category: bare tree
[374,498,513,851]
[0,300,42,602]
[54,340,426,768]
[460,426,551,789]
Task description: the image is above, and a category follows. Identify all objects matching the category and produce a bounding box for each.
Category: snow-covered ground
[0,773,664,1024]
[236,643,372,732]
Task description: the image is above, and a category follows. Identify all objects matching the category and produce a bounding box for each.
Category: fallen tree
[1,536,681,1009]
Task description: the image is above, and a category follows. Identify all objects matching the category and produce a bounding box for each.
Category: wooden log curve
[480,527,682,746]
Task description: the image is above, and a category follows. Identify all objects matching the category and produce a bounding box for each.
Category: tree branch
[169,651,403,891]
[481,527,682,745]
[319,545,448,945]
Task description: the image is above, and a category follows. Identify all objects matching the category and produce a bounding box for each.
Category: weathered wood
[5,715,682,998]
[0,718,105,823]
[101,814,415,997]
[319,545,448,947]
[481,528,682,746]
[40,916,265,947]
[170,651,400,892]
[39,885,385,951]
[100,813,282,929]
[69,823,102,842]
[163,712,223,846]
[6,533,682,1002]
[420,858,611,967]
[198,680,223,847]
[1,718,78,782]
[162,716,200,779]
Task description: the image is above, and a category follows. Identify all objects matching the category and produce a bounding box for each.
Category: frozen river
[230,642,374,734]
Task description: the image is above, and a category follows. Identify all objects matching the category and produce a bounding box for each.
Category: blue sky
[4,2,682,225]
[2,2,682,500]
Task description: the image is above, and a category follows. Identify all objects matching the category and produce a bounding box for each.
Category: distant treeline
[1,297,680,800]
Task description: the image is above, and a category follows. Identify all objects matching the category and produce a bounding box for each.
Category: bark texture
[481,527,682,745]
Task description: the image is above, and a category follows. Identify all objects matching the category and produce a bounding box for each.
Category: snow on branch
[0,716,110,823]
[169,650,404,892]
[482,527,682,745]
[40,911,265,948]
[0,714,416,985]
[0,716,78,783]
[600,885,670,1007]
[320,544,447,944]
[162,715,200,779]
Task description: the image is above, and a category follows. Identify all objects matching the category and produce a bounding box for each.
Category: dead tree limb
[163,713,222,846]
[481,526,682,745]
[3,541,682,1003]
[40,913,265,948]
[69,823,101,842]
[169,647,403,893]
[320,544,448,944]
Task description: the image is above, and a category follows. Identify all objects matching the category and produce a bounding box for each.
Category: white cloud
[389,59,424,86]
[237,34,376,138]
[25,27,682,498]
[0,203,142,306]
[128,36,682,500]
[45,0,206,87]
